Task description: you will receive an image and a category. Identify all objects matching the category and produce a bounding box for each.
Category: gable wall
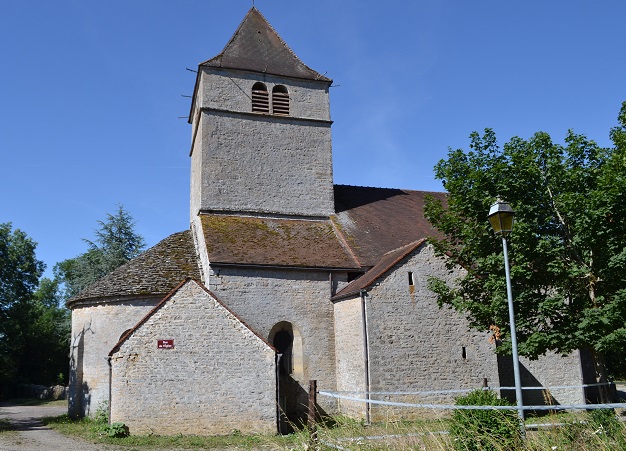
[343,244,585,419]
[362,245,499,419]
[109,281,276,435]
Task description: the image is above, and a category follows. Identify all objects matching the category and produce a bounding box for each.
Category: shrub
[588,408,623,441]
[450,389,521,451]
[93,400,109,424]
[106,422,129,438]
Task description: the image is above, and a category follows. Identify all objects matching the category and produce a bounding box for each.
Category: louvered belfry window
[272,85,289,116]
[251,82,269,113]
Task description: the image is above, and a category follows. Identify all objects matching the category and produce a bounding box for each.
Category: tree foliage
[424,102,626,378]
[54,205,146,298]
[0,223,44,311]
[0,224,69,394]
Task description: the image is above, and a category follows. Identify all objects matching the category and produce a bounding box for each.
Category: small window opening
[408,271,416,295]
[272,85,290,115]
[252,82,269,113]
[462,347,467,360]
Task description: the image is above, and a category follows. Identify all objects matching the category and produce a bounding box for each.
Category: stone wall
[208,266,341,418]
[109,280,277,436]
[191,69,331,124]
[193,112,333,217]
[333,296,367,417]
[332,244,587,420]
[189,68,334,218]
[498,351,585,406]
[68,297,161,418]
[361,244,499,420]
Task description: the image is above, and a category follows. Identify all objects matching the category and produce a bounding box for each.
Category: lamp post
[488,198,525,437]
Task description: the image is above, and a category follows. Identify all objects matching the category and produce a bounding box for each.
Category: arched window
[251,82,269,113]
[272,85,289,116]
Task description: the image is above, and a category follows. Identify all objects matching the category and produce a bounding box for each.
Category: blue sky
[1,1,624,279]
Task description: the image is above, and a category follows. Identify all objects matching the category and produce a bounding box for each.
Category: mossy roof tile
[201,214,360,269]
[66,230,200,306]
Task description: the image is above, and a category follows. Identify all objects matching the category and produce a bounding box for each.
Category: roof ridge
[199,7,331,82]
[334,183,446,195]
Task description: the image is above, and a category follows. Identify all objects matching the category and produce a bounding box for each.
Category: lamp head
[488,198,515,236]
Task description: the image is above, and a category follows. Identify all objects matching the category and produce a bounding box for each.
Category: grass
[43,414,306,449]
[0,418,14,432]
[35,408,626,450]
[4,398,68,407]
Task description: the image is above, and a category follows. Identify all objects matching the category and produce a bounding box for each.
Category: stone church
[67,7,587,435]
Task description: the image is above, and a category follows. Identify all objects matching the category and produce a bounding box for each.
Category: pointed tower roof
[201,7,331,82]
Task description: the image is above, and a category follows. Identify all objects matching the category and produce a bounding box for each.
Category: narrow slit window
[272,85,290,115]
[252,82,269,113]
[462,347,467,360]
[408,272,414,286]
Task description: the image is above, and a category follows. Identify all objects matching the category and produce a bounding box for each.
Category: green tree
[424,102,626,395]
[0,224,69,394]
[0,223,44,310]
[0,223,45,394]
[55,205,146,298]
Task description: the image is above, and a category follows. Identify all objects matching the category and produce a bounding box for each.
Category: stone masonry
[334,243,500,421]
[69,297,161,418]
[206,266,342,417]
[109,279,276,436]
[189,70,334,219]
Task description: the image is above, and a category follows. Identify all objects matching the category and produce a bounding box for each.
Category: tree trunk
[590,348,613,403]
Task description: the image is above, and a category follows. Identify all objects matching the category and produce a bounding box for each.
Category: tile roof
[67,186,446,304]
[200,7,331,82]
[66,231,201,307]
[331,239,427,301]
[333,185,446,267]
[200,214,360,269]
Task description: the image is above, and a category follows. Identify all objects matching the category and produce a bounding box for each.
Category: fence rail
[318,381,626,411]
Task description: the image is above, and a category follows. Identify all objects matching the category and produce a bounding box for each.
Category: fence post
[308,380,317,444]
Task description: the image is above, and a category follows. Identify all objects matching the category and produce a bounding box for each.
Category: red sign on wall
[157,339,174,349]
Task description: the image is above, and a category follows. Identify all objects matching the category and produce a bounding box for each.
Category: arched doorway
[269,322,306,433]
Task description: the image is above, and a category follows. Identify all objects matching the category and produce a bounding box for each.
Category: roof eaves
[108,277,277,356]
[331,238,427,301]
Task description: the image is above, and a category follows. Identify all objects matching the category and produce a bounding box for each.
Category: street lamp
[488,198,525,437]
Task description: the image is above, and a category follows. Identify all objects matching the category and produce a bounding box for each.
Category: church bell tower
[188,7,334,221]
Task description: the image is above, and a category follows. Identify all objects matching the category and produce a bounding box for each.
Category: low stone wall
[18,384,68,400]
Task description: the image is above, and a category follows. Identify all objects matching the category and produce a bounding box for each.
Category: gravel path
[0,402,121,451]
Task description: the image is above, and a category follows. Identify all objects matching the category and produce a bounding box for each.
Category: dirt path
[0,402,121,451]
